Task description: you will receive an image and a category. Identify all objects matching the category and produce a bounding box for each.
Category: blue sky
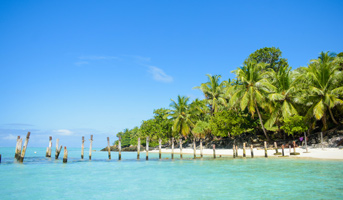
[0,0,342,148]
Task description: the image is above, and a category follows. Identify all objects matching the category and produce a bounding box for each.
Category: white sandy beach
[151,147,343,160]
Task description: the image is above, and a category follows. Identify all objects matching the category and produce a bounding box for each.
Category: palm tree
[300,51,343,131]
[261,65,300,132]
[169,95,194,138]
[229,60,270,140]
[194,74,226,115]
[189,98,210,122]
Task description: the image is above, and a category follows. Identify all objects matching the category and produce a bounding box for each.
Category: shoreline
[150,147,343,161]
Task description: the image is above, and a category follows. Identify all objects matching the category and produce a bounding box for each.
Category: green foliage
[210,110,255,137]
[281,115,308,136]
[116,129,131,147]
[244,47,289,72]
[192,121,211,139]
[169,96,194,138]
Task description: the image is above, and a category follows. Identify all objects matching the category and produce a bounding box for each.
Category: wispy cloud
[74,61,89,66]
[53,129,73,136]
[148,66,173,83]
[3,134,17,140]
[79,56,119,60]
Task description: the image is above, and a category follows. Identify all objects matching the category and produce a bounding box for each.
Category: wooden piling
[179,139,183,159]
[193,138,196,159]
[289,145,291,156]
[137,138,140,160]
[15,136,20,159]
[290,141,300,155]
[274,142,281,155]
[250,144,254,158]
[55,139,62,159]
[146,137,149,160]
[118,136,122,160]
[63,147,68,163]
[233,145,235,158]
[282,145,285,156]
[0,154,1,163]
[213,144,216,159]
[200,139,203,158]
[81,136,85,159]
[19,132,30,163]
[243,143,246,157]
[89,135,93,160]
[48,136,52,157]
[304,132,309,153]
[159,138,162,159]
[16,138,23,161]
[235,145,238,157]
[107,137,111,160]
[171,137,174,159]
[264,141,268,158]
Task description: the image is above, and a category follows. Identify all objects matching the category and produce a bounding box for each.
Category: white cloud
[148,66,173,83]
[53,129,73,136]
[79,56,119,60]
[3,134,17,140]
[74,61,89,66]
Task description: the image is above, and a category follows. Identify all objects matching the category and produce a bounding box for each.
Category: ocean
[1,147,343,199]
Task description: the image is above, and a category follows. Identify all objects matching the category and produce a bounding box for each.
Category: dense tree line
[115,47,343,147]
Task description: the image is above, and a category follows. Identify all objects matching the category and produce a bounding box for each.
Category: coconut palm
[300,51,343,131]
[169,95,194,138]
[229,60,270,140]
[194,74,226,114]
[261,65,300,131]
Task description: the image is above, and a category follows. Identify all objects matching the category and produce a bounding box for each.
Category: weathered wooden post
[171,137,174,159]
[137,138,140,160]
[107,137,111,160]
[179,139,183,159]
[55,139,62,159]
[89,135,93,160]
[19,132,30,163]
[15,136,20,159]
[200,139,203,158]
[243,143,246,157]
[233,145,236,158]
[274,142,281,155]
[304,132,309,153]
[213,144,216,159]
[159,138,162,159]
[48,136,52,157]
[15,138,22,160]
[250,144,254,158]
[281,145,285,156]
[81,136,85,159]
[0,154,1,163]
[146,136,149,160]
[118,136,122,160]
[193,138,196,159]
[264,141,268,158]
[63,147,68,163]
[235,145,238,157]
[290,141,300,155]
[289,145,292,156]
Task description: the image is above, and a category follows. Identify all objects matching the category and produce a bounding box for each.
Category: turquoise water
[1,147,343,200]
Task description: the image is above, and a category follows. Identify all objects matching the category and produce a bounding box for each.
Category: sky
[0,0,342,148]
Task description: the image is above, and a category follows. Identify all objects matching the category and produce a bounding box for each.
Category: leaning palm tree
[229,60,270,140]
[194,74,226,115]
[300,51,343,132]
[261,65,300,132]
[169,95,194,138]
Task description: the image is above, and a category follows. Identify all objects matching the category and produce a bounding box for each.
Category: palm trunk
[256,105,270,141]
[322,110,328,134]
[328,107,340,125]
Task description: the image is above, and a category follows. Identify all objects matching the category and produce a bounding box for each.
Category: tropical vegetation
[113,47,343,148]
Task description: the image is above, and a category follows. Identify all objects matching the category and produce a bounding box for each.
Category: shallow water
[1,147,343,200]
